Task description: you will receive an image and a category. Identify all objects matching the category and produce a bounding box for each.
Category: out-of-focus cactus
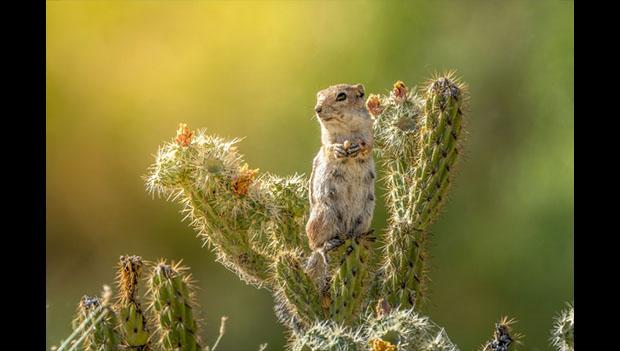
[550,303,574,351]
[54,256,226,351]
[71,286,120,351]
[145,74,470,349]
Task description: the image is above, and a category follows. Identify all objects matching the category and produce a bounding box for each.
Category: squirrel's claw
[347,143,362,157]
[324,237,345,252]
[333,144,348,159]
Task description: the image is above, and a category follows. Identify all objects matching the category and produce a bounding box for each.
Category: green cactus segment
[263,174,310,252]
[117,255,151,350]
[145,130,310,287]
[274,252,325,325]
[371,75,466,309]
[330,237,373,325]
[74,294,120,351]
[148,261,201,351]
[411,77,463,229]
[119,304,150,350]
[185,186,274,285]
[384,225,428,309]
[551,303,574,351]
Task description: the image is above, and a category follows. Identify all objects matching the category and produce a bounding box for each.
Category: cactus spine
[148,261,202,350]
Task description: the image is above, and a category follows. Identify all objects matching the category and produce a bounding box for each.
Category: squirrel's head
[314,83,372,132]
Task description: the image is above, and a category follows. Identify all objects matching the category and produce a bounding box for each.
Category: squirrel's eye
[336,92,347,101]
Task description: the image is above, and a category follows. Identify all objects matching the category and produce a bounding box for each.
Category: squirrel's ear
[355,84,365,98]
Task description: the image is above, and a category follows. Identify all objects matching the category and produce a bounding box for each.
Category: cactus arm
[146,129,312,288]
[274,252,325,326]
[329,236,374,325]
[72,287,121,351]
[148,261,201,351]
[183,184,275,285]
[60,297,113,351]
[116,255,151,350]
[370,75,467,309]
[68,308,112,351]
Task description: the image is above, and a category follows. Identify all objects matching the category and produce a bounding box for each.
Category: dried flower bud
[370,338,396,351]
[366,94,384,117]
[391,80,408,104]
[175,123,193,147]
[231,164,259,196]
[118,255,143,303]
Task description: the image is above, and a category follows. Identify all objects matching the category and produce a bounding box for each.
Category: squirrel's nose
[315,106,322,113]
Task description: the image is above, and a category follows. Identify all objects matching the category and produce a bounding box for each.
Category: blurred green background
[46,1,573,350]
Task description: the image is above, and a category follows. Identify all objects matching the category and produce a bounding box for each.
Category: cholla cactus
[550,303,574,351]
[145,74,468,349]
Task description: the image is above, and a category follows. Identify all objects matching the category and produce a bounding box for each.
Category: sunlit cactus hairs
[550,303,574,351]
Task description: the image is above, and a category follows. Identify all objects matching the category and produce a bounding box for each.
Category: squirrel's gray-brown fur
[305,83,376,281]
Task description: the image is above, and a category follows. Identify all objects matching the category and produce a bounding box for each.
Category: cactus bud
[175,123,193,147]
[366,94,384,117]
[370,339,396,351]
[391,81,408,104]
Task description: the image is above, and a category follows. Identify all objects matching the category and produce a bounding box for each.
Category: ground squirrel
[305,83,376,278]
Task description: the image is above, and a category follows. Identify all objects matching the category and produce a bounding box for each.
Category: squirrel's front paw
[333,144,348,159]
[345,140,368,158]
